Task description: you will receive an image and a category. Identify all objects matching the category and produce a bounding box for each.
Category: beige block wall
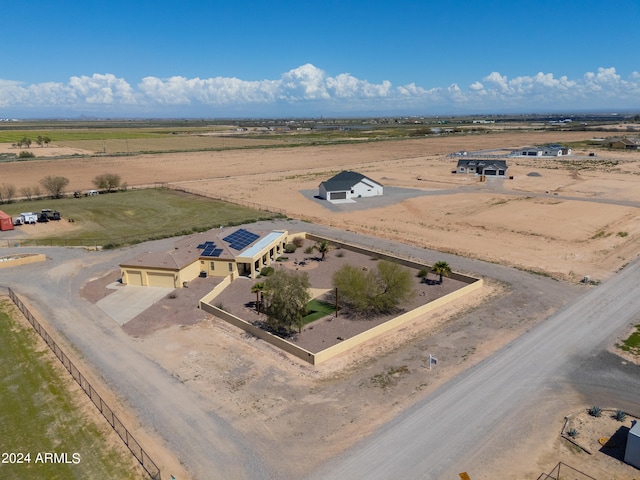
[198,232,483,365]
[0,253,46,269]
[313,278,483,364]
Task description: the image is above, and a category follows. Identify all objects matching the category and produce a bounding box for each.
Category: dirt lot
[3,132,639,282]
[4,132,640,479]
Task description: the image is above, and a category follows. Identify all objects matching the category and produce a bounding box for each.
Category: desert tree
[0,183,16,204]
[432,261,452,284]
[20,136,31,148]
[20,185,34,201]
[261,269,310,334]
[314,239,331,260]
[333,260,415,315]
[93,173,122,192]
[40,175,69,199]
[43,136,51,147]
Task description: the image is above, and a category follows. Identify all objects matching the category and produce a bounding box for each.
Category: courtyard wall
[199,233,483,365]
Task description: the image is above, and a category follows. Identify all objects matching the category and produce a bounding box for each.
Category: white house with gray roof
[318,171,383,202]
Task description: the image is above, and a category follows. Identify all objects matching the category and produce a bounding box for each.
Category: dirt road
[308,256,640,479]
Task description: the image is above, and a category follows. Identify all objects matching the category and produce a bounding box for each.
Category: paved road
[307,256,640,479]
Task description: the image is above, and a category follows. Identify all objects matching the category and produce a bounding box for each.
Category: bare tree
[0,183,16,204]
[40,175,69,199]
[20,186,34,201]
[32,185,42,200]
[93,173,122,192]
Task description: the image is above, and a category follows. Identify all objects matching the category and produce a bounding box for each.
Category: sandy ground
[3,132,640,479]
[3,132,639,282]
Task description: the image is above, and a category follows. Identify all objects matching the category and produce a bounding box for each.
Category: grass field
[0,299,144,479]
[1,188,279,247]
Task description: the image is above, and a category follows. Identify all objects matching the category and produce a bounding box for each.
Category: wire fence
[7,288,161,480]
[537,461,597,480]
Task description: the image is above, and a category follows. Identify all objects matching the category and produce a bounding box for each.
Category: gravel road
[307,255,640,479]
[2,218,627,480]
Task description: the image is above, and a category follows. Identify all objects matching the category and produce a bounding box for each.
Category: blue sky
[2,0,639,118]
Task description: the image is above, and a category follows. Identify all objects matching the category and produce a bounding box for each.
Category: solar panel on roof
[211,248,223,257]
[223,228,259,250]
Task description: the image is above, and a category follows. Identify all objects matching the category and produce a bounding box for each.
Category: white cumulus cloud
[0,64,639,116]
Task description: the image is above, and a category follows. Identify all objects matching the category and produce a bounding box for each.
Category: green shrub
[588,406,602,417]
[18,151,35,159]
[304,246,314,254]
[417,268,429,278]
[260,266,275,277]
[614,410,627,421]
[617,231,629,237]
[284,243,297,253]
[567,428,578,438]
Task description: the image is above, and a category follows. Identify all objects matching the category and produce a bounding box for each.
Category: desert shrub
[335,251,344,258]
[260,266,275,277]
[588,406,602,417]
[276,256,288,262]
[417,268,429,278]
[292,237,304,248]
[567,428,578,438]
[284,243,297,253]
[617,231,629,237]
[304,246,314,254]
[18,151,35,159]
[614,410,627,421]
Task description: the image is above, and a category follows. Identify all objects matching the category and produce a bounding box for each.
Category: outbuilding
[0,210,14,231]
[625,420,640,468]
[318,171,383,202]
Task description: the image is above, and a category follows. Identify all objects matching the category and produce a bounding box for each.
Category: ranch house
[456,159,508,177]
[318,171,383,202]
[120,227,289,288]
[510,145,571,157]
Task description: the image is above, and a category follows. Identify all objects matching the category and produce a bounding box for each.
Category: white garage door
[125,270,143,286]
[147,272,176,288]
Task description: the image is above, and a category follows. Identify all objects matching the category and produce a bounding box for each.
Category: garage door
[147,272,176,288]
[330,191,347,200]
[125,270,143,286]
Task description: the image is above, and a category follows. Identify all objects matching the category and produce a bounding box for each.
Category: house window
[228,262,233,272]
[210,262,215,270]
[460,167,465,173]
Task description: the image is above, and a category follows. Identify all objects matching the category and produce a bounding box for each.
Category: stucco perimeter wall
[313,278,482,364]
[199,301,316,363]
[304,233,479,284]
[199,274,233,305]
[0,253,46,269]
[199,234,483,365]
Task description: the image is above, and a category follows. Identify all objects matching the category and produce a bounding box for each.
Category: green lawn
[0,299,145,479]
[302,299,336,325]
[2,188,278,247]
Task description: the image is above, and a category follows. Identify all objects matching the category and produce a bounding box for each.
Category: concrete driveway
[97,283,173,325]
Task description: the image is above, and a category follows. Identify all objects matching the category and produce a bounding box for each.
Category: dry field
[4,130,640,479]
[3,130,638,281]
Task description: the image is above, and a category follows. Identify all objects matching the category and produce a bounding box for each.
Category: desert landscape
[2,128,640,479]
[3,130,639,282]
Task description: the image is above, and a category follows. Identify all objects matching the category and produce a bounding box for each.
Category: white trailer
[20,212,38,224]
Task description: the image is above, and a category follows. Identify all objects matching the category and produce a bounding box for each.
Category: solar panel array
[223,228,260,250]
[198,241,224,257]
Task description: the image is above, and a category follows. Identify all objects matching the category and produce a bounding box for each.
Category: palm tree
[432,261,451,284]
[314,240,331,261]
[251,282,264,313]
